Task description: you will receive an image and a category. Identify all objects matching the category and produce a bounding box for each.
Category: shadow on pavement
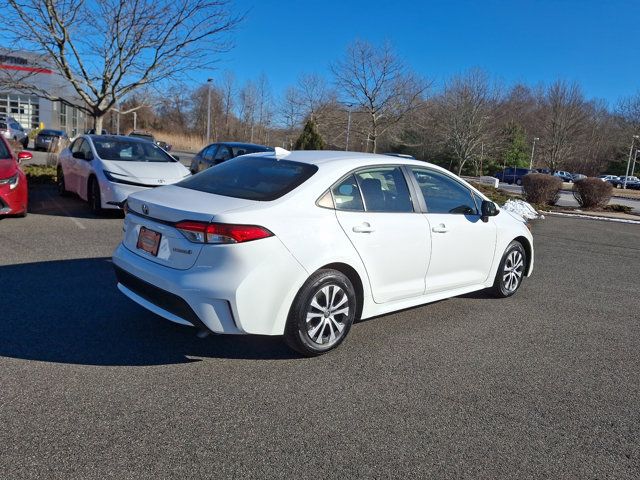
[27,184,124,219]
[0,257,297,366]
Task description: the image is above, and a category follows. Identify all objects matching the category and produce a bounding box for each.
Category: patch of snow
[501,199,544,220]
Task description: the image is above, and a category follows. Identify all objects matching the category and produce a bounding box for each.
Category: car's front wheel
[57,166,69,196]
[88,177,102,215]
[491,241,526,298]
[284,269,357,356]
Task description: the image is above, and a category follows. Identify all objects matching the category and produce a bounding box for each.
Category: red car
[0,137,32,217]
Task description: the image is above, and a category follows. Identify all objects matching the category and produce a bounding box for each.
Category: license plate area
[137,226,161,256]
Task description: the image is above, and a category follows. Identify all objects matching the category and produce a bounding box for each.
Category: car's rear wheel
[88,177,102,215]
[284,269,357,356]
[491,241,526,298]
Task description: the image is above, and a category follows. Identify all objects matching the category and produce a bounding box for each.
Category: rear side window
[178,156,318,201]
[332,175,364,211]
[355,167,413,213]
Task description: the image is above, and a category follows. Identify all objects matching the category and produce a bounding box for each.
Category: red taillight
[174,221,274,244]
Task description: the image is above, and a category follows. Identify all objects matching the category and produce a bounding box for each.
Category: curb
[541,210,640,225]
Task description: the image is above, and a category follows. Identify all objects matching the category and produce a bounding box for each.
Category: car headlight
[0,173,19,190]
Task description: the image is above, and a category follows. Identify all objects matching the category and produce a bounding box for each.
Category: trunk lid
[123,185,257,270]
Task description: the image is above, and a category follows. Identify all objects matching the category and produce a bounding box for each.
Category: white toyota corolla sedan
[112,149,534,356]
[57,135,190,213]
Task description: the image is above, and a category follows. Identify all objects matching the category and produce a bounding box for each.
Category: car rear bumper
[111,237,309,336]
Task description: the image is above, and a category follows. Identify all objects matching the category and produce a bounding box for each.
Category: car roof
[210,142,273,149]
[86,134,153,144]
[247,149,450,172]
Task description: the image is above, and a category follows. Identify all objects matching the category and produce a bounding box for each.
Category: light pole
[632,148,639,178]
[133,111,137,131]
[624,135,639,189]
[206,78,213,143]
[529,137,539,170]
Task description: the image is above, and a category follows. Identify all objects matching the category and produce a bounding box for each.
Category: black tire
[22,137,28,149]
[57,166,70,196]
[491,241,527,298]
[284,269,357,357]
[88,177,103,215]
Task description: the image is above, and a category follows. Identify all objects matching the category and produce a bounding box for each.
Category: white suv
[0,116,28,148]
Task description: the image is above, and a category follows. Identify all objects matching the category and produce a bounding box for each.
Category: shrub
[573,178,613,208]
[521,174,562,205]
[23,165,57,185]
[604,204,632,214]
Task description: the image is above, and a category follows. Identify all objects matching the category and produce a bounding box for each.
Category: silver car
[0,116,28,148]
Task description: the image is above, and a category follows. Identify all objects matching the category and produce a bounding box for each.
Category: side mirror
[481,200,498,222]
[17,151,32,163]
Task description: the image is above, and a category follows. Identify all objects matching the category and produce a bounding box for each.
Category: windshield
[92,138,175,162]
[40,129,64,136]
[177,156,318,201]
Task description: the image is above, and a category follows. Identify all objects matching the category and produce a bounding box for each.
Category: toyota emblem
[142,204,149,215]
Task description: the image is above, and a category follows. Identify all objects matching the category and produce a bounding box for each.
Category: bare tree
[3,0,241,133]
[431,69,498,174]
[220,71,236,138]
[537,81,590,171]
[332,40,428,153]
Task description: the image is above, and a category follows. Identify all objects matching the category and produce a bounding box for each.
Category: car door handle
[432,224,449,233]
[352,223,375,233]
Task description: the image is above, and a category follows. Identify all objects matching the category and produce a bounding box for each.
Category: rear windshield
[92,138,175,162]
[177,156,318,201]
[230,145,272,156]
[0,140,10,159]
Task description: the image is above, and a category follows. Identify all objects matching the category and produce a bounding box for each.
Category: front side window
[354,167,413,213]
[178,156,318,201]
[331,175,364,211]
[71,139,85,154]
[410,168,478,215]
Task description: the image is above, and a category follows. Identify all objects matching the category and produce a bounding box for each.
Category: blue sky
[204,0,640,106]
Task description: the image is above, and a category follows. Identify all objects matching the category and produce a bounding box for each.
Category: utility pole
[624,135,639,189]
[632,148,639,178]
[479,142,484,176]
[206,78,213,143]
[345,107,352,151]
[133,111,137,131]
[529,137,539,170]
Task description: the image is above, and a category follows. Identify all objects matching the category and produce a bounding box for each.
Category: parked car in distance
[611,176,640,189]
[494,167,533,185]
[189,142,274,174]
[1,116,29,149]
[571,173,587,182]
[534,168,551,175]
[128,131,172,151]
[0,136,32,217]
[598,175,620,183]
[56,135,191,214]
[85,128,110,135]
[553,170,573,183]
[34,129,70,151]
[113,150,534,356]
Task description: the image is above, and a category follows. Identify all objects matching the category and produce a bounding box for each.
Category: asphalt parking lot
[1,186,639,479]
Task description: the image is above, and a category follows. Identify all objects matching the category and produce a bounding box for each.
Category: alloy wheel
[305,284,350,347]
[502,250,524,292]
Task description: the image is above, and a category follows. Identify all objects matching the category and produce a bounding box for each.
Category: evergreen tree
[294,119,325,150]
[502,123,530,168]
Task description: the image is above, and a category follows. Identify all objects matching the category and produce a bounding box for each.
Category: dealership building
[0,51,89,135]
